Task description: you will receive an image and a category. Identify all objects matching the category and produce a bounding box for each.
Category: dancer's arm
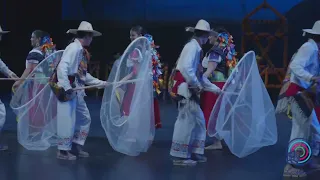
[119,49,140,82]
[290,42,315,82]
[85,73,106,89]
[120,72,134,82]
[57,44,79,91]
[12,51,43,89]
[201,51,222,94]
[15,63,35,82]
[203,51,221,78]
[0,58,17,78]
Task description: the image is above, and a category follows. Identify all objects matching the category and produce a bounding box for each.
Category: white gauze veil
[10,50,64,150]
[100,37,154,156]
[207,51,277,158]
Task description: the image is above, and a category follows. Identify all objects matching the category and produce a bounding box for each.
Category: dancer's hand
[103,81,110,87]
[97,81,109,89]
[12,81,22,91]
[196,84,204,94]
[215,89,222,95]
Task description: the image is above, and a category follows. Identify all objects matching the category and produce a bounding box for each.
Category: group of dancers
[1,18,320,177]
[0,19,236,162]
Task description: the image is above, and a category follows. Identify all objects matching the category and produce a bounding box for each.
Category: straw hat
[0,26,9,34]
[185,19,218,36]
[303,20,320,36]
[67,21,102,37]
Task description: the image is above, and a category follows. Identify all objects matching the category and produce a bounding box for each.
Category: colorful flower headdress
[144,34,163,95]
[41,36,56,53]
[144,34,160,49]
[217,32,237,69]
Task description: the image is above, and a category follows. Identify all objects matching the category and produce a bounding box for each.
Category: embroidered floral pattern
[76,49,89,85]
[171,140,205,153]
[73,130,89,142]
[171,142,189,153]
[58,137,72,148]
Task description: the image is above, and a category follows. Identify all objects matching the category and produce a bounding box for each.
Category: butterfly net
[10,50,63,150]
[207,51,277,158]
[100,37,154,156]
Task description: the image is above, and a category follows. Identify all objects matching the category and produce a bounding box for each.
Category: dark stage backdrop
[0,0,319,97]
[62,0,303,21]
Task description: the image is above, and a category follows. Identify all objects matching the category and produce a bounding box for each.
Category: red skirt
[200,82,225,128]
[121,83,162,128]
[154,98,161,129]
[122,83,136,116]
[28,83,46,128]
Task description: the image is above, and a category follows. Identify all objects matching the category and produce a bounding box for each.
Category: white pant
[289,101,311,142]
[170,99,206,158]
[290,108,320,156]
[57,95,91,150]
[0,99,5,132]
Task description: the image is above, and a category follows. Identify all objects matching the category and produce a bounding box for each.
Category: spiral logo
[287,138,312,166]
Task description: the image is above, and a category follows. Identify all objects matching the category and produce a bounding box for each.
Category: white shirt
[57,39,104,95]
[176,39,202,87]
[290,39,320,89]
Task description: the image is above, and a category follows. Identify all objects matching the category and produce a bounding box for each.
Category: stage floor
[0,96,319,180]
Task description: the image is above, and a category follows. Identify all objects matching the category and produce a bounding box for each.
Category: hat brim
[185,27,218,36]
[0,31,10,34]
[302,29,320,35]
[67,29,102,37]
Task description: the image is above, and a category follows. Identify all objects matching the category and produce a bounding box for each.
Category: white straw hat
[0,26,9,34]
[67,21,102,37]
[303,20,320,36]
[185,19,218,36]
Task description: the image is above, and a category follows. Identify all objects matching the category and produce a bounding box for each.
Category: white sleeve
[178,43,201,87]
[85,73,104,87]
[289,43,314,82]
[57,44,80,91]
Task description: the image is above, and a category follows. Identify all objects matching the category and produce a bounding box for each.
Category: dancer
[100,30,154,156]
[200,28,237,150]
[50,21,106,160]
[121,25,163,128]
[276,20,320,178]
[12,30,55,134]
[0,26,18,150]
[12,30,54,90]
[169,20,220,166]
